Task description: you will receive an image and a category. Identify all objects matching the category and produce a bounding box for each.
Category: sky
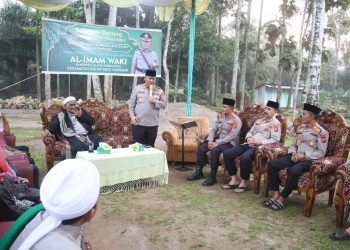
[223,0,305,42]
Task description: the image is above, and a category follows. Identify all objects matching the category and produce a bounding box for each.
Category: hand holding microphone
[148,85,155,103]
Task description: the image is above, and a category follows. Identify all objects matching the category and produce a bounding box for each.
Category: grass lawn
[9,109,349,249]
[85,167,350,249]
[10,127,42,144]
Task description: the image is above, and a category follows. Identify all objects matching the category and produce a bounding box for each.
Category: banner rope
[0,73,41,93]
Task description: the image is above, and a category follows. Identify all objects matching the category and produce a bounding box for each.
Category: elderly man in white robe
[11,159,100,250]
[45,96,102,158]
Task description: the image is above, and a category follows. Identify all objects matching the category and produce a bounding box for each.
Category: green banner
[41,18,162,76]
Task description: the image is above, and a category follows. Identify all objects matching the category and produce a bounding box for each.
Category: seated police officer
[263,103,329,211]
[187,98,242,186]
[222,100,281,193]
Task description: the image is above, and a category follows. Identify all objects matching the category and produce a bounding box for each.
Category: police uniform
[223,101,282,181]
[267,103,329,199]
[187,98,242,185]
[131,32,160,75]
[128,70,167,147]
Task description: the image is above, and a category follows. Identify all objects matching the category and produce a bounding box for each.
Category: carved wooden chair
[334,163,350,226]
[260,110,350,216]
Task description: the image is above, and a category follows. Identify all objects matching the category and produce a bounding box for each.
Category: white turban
[63,96,76,105]
[18,159,100,250]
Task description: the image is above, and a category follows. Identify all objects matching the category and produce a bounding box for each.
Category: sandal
[330,231,350,241]
[233,185,249,193]
[221,184,239,190]
[262,198,275,208]
[270,200,285,211]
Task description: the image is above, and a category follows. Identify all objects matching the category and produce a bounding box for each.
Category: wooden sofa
[260,110,350,216]
[40,99,133,171]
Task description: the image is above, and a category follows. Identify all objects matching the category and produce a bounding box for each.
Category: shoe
[330,231,350,241]
[202,176,217,186]
[187,166,204,181]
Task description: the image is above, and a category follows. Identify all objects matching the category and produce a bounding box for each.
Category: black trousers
[132,125,158,147]
[267,154,313,198]
[196,141,232,169]
[66,133,101,158]
[223,144,257,180]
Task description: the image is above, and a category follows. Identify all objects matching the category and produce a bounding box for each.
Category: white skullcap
[18,159,100,250]
[63,96,76,105]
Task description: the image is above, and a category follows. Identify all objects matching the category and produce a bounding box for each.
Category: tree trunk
[305,0,326,105]
[132,4,140,90]
[332,33,340,105]
[293,0,309,118]
[163,14,174,101]
[209,13,218,105]
[174,50,180,103]
[303,0,317,103]
[35,29,41,101]
[251,0,264,103]
[237,0,252,110]
[214,1,223,104]
[57,74,60,97]
[45,74,51,106]
[87,75,91,99]
[231,0,242,99]
[83,0,103,101]
[104,5,117,105]
[276,0,287,103]
[287,71,297,109]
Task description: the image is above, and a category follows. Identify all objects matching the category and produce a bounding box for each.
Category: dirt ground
[2,104,349,250]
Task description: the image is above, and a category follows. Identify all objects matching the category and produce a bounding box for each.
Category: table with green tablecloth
[76,148,169,193]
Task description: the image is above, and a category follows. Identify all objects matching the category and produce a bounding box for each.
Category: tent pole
[186,0,196,117]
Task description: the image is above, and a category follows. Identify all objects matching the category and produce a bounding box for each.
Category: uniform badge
[233,120,238,128]
[313,126,319,134]
[309,140,314,146]
[264,127,269,137]
[273,123,279,132]
[320,132,327,143]
[297,135,301,145]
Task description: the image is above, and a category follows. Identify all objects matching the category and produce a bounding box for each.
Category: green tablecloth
[76,148,169,193]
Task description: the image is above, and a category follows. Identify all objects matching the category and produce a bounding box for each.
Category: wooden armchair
[260,110,350,216]
[40,99,133,171]
[334,163,350,226]
[162,117,209,163]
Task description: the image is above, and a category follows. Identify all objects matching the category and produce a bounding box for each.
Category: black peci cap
[223,98,235,107]
[303,103,322,115]
[145,69,156,77]
[266,100,279,110]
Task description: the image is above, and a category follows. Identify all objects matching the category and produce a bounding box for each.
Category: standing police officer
[128,69,167,147]
[131,32,160,75]
[187,98,242,186]
[222,100,281,192]
[264,103,329,211]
